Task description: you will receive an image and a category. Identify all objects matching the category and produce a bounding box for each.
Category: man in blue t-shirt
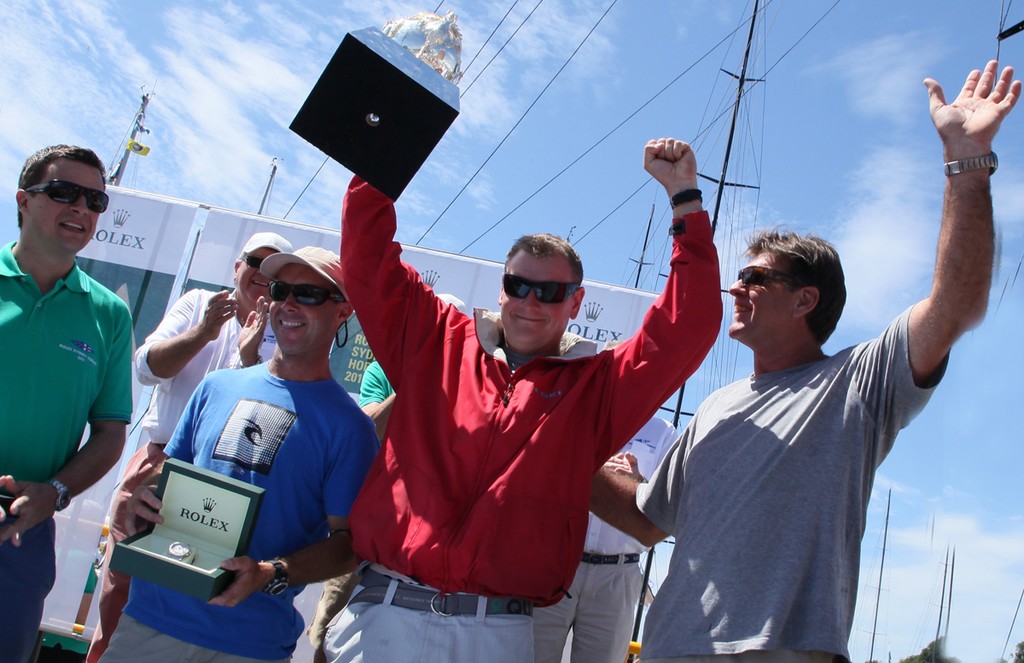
[100,247,378,663]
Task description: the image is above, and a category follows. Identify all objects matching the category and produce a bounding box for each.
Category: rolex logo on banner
[95,207,147,250]
[568,300,624,343]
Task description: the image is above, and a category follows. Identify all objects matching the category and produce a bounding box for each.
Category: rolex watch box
[289,27,460,201]
[110,458,265,601]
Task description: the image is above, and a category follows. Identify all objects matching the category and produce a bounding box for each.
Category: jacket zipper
[441,369,517,591]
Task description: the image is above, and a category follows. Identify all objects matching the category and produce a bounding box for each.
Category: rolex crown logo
[202,498,217,512]
[112,209,130,228]
[584,302,603,322]
[422,269,440,288]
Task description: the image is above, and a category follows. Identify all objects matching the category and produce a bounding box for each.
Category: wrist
[239,353,263,368]
[944,151,997,177]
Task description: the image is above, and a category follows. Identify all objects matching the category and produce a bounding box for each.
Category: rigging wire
[458,0,842,254]
[459,1,531,98]
[417,0,620,247]
[458,7,752,254]
[283,156,329,219]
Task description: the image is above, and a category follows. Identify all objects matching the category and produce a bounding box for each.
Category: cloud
[815,32,942,125]
[830,144,937,333]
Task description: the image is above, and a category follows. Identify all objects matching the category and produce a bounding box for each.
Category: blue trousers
[0,517,56,663]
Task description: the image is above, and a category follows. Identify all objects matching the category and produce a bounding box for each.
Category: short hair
[505,233,584,283]
[18,145,106,227]
[746,229,846,344]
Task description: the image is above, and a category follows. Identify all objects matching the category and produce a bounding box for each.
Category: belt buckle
[429,592,453,617]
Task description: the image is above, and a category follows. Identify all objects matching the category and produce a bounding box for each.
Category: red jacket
[341,177,721,605]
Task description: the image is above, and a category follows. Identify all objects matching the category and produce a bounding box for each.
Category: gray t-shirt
[636,308,940,658]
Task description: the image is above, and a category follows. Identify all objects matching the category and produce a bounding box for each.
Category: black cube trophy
[290,12,463,201]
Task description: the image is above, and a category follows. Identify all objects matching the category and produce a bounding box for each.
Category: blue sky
[2,1,1023,660]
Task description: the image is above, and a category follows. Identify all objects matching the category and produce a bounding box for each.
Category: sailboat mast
[709,0,759,234]
[258,158,279,215]
[932,546,950,663]
[868,489,891,662]
[944,548,955,642]
[108,91,152,186]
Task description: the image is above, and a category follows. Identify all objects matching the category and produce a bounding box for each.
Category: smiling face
[233,247,279,320]
[727,255,810,350]
[15,158,105,260]
[498,251,584,357]
[269,263,352,367]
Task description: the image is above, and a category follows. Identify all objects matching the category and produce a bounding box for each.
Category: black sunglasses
[502,273,581,304]
[24,180,109,214]
[269,280,346,306]
[243,254,265,270]
[738,265,805,289]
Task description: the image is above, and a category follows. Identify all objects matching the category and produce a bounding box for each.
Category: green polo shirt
[0,242,133,483]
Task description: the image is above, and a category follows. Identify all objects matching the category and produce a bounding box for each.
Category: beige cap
[260,246,346,298]
[239,231,292,259]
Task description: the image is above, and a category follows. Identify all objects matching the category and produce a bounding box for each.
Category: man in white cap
[89,231,293,662]
[100,246,378,663]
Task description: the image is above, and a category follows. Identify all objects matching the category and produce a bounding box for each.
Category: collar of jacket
[473,308,599,364]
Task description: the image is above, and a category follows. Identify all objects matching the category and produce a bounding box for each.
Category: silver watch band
[944,152,998,176]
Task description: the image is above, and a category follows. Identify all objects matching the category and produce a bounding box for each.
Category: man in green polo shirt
[0,145,133,662]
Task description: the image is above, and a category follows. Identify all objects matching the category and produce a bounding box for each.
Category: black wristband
[668,220,686,236]
[670,188,702,207]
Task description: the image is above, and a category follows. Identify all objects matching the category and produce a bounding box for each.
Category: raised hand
[925,60,1021,157]
[644,138,699,194]
[238,295,269,367]
[197,290,238,342]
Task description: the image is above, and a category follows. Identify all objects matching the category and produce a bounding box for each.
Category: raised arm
[908,61,1020,384]
[142,290,238,380]
[603,139,721,450]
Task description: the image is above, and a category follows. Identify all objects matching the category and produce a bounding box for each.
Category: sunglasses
[243,254,265,270]
[269,280,346,306]
[24,180,109,214]
[737,265,805,289]
[502,273,581,304]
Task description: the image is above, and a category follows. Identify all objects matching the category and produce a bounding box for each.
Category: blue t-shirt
[125,365,378,660]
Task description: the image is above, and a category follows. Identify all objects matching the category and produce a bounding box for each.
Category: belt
[349,567,534,617]
[582,552,641,565]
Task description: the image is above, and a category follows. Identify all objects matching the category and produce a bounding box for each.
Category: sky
[2,0,1023,660]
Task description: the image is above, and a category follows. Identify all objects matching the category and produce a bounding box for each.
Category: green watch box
[110,458,265,601]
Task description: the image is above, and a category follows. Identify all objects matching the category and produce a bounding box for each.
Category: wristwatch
[262,559,289,595]
[944,152,998,176]
[48,479,71,512]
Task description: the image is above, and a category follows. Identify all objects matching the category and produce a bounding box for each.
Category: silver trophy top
[382,11,463,85]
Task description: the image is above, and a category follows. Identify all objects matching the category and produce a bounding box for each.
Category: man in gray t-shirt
[591,60,1020,661]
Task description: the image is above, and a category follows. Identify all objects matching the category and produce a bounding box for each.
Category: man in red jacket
[323,138,722,662]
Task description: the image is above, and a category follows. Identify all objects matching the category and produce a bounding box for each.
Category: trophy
[290,12,463,200]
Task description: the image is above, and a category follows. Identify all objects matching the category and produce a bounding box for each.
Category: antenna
[108,89,152,186]
[258,158,279,215]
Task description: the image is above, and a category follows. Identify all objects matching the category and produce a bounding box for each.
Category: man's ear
[568,286,585,320]
[793,286,820,320]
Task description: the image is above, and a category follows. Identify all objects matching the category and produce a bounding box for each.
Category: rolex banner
[78,186,200,343]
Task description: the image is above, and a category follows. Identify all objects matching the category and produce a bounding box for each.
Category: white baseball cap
[239,231,292,259]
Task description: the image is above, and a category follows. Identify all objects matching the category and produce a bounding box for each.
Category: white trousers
[532,559,643,663]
